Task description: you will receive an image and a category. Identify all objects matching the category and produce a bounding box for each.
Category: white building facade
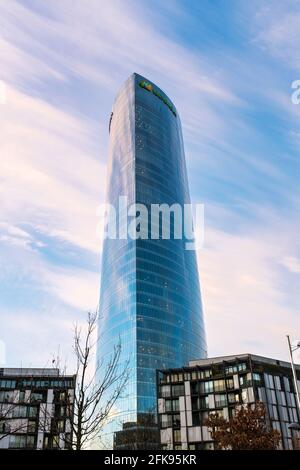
[157,354,300,450]
[0,368,75,449]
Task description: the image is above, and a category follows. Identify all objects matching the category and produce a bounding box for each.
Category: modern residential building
[0,368,76,450]
[157,354,300,450]
[97,73,206,448]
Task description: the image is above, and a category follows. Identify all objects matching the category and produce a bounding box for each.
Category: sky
[0,0,300,370]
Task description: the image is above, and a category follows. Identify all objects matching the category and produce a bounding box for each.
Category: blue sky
[0,0,300,369]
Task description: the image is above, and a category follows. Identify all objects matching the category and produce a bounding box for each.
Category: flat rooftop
[189,353,300,371]
[0,368,60,377]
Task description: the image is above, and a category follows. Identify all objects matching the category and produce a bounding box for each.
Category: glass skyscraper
[97,73,206,449]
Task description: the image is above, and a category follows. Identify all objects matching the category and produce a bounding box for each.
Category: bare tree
[65,311,130,450]
[1,312,129,450]
[0,403,28,441]
[0,390,35,442]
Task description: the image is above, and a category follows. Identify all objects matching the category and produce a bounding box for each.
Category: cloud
[281,256,300,274]
[199,205,300,361]
[0,305,78,370]
[253,2,300,71]
[0,0,299,371]
[0,84,105,254]
[0,238,99,369]
[48,267,100,311]
[0,37,66,85]
[0,0,242,145]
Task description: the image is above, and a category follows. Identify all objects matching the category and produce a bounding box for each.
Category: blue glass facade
[97,73,206,448]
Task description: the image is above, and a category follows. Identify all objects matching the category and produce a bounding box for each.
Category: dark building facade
[97,73,206,448]
[157,354,300,450]
[0,368,75,450]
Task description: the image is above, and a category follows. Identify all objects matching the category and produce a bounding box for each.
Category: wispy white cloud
[0,239,99,368]
[281,256,300,275]
[253,2,300,71]
[1,85,105,253]
[0,0,299,369]
[199,205,300,361]
[48,267,100,311]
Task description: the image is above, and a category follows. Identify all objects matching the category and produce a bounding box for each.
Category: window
[241,390,249,404]
[225,365,237,375]
[253,373,261,383]
[28,406,38,418]
[226,378,234,390]
[228,393,236,404]
[65,433,72,449]
[191,382,199,395]
[52,436,60,448]
[191,397,198,410]
[28,421,36,433]
[203,442,214,450]
[272,405,278,420]
[274,376,281,390]
[12,406,27,418]
[31,392,44,403]
[165,400,172,412]
[27,436,35,448]
[172,414,180,428]
[160,414,172,428]
[9,435,27,448]
[43,436,49,449]
[280,391,286,406]
[290,393,296,407]
[173,399,180,412]
[160,385,171,398]
[173,429,181,443]
[215,394,227,407]
[0,391,14,403]
[57,420,65,432]
[272,421,280,432]
[199,396,209,409]
[172,384,184,397]
[200,381,213,394]
[66,405,72,418]
[192,412,200,426]
[0,380,16,388]
[0,421,10,433]
[240,374,251,387]
[280,406,289,421]
[267,374,274,389]
[214,380,226,392]
[165,399,179,412]
[267,389,276,405]
[290,407,298,422]
[205,380,214,393]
